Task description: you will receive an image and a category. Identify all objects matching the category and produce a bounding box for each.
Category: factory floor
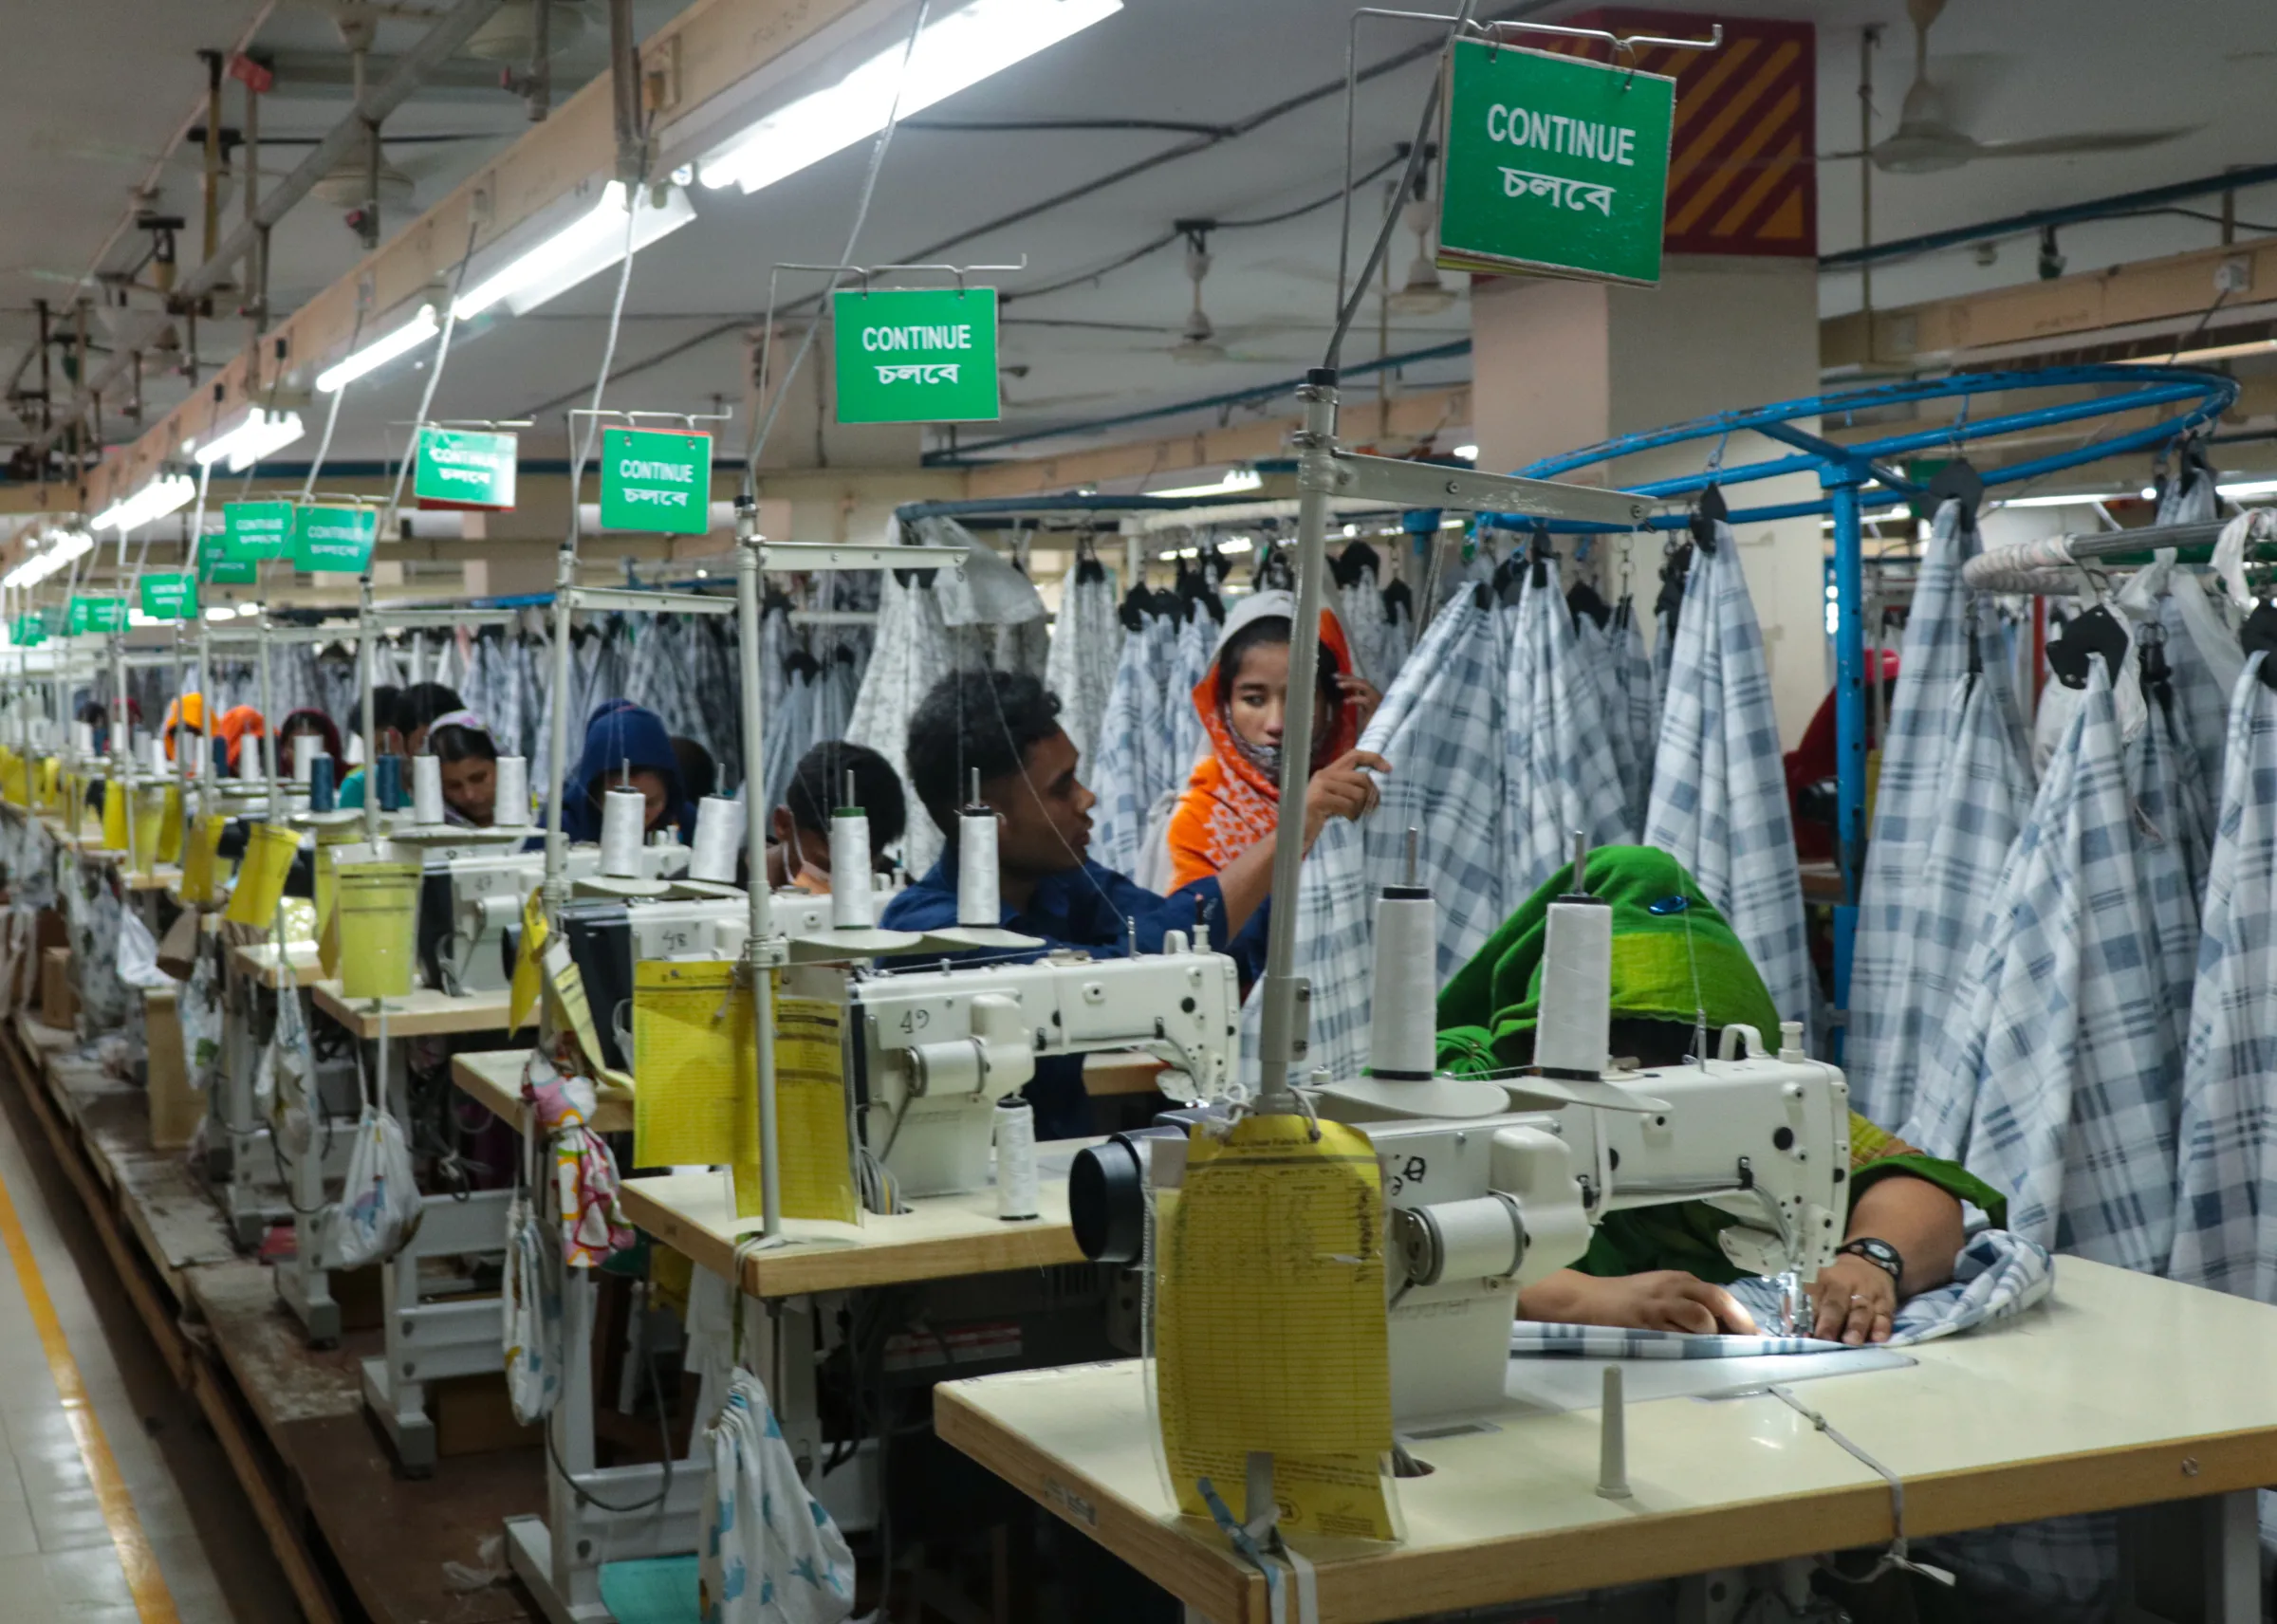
[0,1080,297,1624]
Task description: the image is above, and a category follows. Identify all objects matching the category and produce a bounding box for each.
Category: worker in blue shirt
[879,669,1313,1138]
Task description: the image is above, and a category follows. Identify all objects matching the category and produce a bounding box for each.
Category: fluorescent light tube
[92,475,195,533]
[455,182,696,321]
[1151,469,1262,499]
[2218,478,2277,499]
[700,0,1121,194]
[193,408,305,471]
[1990,491,2122,509]
[317,304,440,395]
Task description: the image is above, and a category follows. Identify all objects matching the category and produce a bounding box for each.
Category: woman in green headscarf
[1437,845,2007,1347]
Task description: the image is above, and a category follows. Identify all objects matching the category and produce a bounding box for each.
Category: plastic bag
[328,1018,419,1268]
[700,1368,856,1624]
[503,1185,564,1424]
[178,950,222,1090]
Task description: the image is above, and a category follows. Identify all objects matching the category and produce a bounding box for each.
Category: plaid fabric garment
[845,568,958,877]
[1508,1229,2054,1358]
[1244,595,1509,1088]
[1575,614,1646,833]
[1506,571,1636,898]
[2128,685,2210,1080]
[1086,611,1176,877]
[2168,655,2277,1301]
[1850,500,1984,1123]
[1617,599,1659,819]
[1042,567,1124,768]
[1341,563,1393,690]
[1907,666,2179,1275]
[1168,604,1219,793]
[1643,525,1813,1038]
[1852,668,2033,1133]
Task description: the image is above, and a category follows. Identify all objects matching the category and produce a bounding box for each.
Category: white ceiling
[5,0,2275,477]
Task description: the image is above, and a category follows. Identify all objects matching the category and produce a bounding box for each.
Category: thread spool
[374,753,404,811]
[1535,897,1613,1078]
[1400,1194,1527,1283]
[346,730,366,766]
[211,736,231,780]
[690,795,744,884]
[1367,885,1439,1080]
[600,786,647,877]
[493,756,529,826]
[957,807,1002,926]
[309,756,337,813]
[293,744,318,784]
[73,721,94,756]
[995,1097,1041,1222]
[412,753,444,824]
[148,737,169,777]
[829,809,872,929]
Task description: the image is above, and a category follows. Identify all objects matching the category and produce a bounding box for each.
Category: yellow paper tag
[540,934,611,1079]
[1155,1116,1399,1542]
[741,987,859,1225]
[632,960,746,1167]
[509,886,549,1032]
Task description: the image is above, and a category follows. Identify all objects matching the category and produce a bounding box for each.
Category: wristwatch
[1837,1236,1903,1284]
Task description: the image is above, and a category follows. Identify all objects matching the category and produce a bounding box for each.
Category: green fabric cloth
[1435,844,2009,1281]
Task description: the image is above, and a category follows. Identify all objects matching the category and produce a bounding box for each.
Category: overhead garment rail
[1496,364,2238,1017]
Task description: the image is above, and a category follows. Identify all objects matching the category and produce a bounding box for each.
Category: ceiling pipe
[30,0,507,460]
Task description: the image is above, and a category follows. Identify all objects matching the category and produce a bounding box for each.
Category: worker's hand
[1806,1254,1898,1345]
[1338,674,1383,731]
[1300,749,1390,848]
[1599,1270,1759,1336]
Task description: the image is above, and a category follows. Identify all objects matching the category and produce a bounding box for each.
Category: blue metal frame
[1500,364,2239,1028]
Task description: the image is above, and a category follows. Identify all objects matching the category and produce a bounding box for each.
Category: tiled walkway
[0,1086,295,1623]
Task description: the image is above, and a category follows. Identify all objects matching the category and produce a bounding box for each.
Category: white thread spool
[957,807,1002,926]
[691,795,745,884]
[493,755,528,826]
[412,753,445,824]
[1412,1194,1527,1281]
[1367,885,1439,1080]
[600,786,647,877]
[828,810,872,929]
[995,1097,1040,1221]
[346,730,366,766]
[148,737,170,778]
[74,721,94,756]
[1535,897,1613,1077]
[293,742,318,784]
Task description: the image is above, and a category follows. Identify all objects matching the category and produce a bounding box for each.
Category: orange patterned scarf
[1166,607,1358,890]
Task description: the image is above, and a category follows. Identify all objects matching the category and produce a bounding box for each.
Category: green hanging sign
[414,427,518,510]
[222,499,295,561]
[291,505,379,573]
[69,595,126,635]
[832,287,1001,424]
[199,548,256,586]
[11,615,46,646]
[598,428,711,535]
[1436,40,1675,287]
[139,573,198,620]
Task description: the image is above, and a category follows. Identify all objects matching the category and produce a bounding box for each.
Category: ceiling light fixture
[92,474,195,533]
[1150,468,1262,499]
[454,182,695,321]
[1989,491,2126,509]
[316,304,440,395]
[2219,477,2277,499]
[6,527,95,589]
[191,407,305,472]
[2114,337,2277,367]
[698,0,1122,194]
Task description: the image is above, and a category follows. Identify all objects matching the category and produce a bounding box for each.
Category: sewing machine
[843,933,1240,1199]
[1072,858,1849,1425]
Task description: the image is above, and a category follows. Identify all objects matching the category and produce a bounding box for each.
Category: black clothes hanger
[1687,484,1728,550]
[2046,603,2128,691]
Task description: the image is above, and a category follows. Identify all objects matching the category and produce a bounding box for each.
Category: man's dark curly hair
[905,669,1062,838]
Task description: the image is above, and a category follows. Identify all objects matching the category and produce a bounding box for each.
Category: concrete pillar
[1471,254,1824,744]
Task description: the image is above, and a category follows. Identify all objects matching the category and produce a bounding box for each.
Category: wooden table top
[935,1259,2277,1624]
[225,940,324,991]
[446,1046,633,1137]
[310,981,515,1040]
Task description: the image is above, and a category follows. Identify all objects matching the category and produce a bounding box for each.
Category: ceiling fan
[1857,0,2196,175]
[1170,228,1225,365]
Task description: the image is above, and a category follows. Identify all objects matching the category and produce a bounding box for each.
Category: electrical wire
[381,218,484,537]
[563,202,644,553]
[740,0,935,489]
[298,304,366,504]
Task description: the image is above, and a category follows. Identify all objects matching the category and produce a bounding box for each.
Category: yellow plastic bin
[129,784,167,872]
[335,861,422,1000]
[225,823,301,928]
[180,814,229,906]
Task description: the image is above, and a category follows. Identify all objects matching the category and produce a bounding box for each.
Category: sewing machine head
[844,935,1240,1201]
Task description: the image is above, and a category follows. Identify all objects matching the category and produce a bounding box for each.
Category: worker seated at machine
[880,669,1275,1138]
[671,734,717,803]
[419,709,505,826]
[276,707,342,780]
[765,740,904,894]
[1165,589,1385,891]
[1437,845,2005,1346]
[560,700,697,842]
[160,692,206,762]
[339,682,433,807]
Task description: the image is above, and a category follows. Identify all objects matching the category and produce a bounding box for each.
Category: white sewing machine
[1074,855,1848,1426]
[843,934,1241,1198]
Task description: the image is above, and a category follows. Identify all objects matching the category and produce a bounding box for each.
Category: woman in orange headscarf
[1164,591,1387,892]
[215,706,268,774]
[161,692,207,761]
